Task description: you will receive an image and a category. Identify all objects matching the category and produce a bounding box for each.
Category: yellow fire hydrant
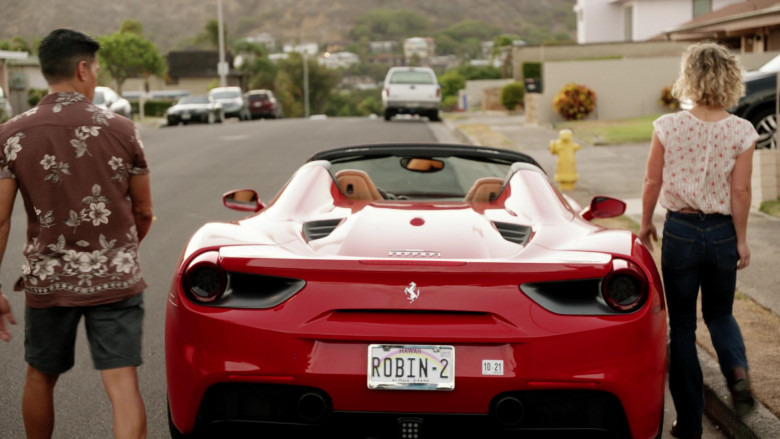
[549,129,581,191]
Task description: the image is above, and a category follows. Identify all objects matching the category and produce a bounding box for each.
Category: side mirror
[581,196,626,221]
[223,189,265,212]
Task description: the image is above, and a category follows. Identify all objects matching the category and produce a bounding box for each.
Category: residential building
[283,42,319,56]
[574,0,744,44]
[245,32,277,51]
[661,0,780,51]
[319,51,360,69]
[403,37,436,60]
[369,41,398,53]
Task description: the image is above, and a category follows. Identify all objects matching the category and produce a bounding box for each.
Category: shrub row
[130,100,175,118]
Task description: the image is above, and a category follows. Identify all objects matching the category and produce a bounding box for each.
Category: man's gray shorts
[24,293,144,374]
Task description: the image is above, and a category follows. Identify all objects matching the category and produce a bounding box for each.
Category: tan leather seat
[335,169,384,201]
[464,177,504,203]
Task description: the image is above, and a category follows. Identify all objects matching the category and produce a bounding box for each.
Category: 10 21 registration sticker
[482,359,504,375]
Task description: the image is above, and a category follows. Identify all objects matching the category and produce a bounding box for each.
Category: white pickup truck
[381,67,441,122]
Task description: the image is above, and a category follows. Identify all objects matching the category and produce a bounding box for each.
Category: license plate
[367,344,455,391]
[182,112,191,120]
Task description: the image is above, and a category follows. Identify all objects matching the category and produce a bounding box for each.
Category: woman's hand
[639,223,658,252]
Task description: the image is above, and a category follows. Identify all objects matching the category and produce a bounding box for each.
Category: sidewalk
[442,112,780,439]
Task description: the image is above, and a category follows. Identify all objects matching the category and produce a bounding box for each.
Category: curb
[700,348,780,439]
[445,117,780,439]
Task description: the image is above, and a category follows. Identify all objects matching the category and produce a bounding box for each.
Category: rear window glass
[248,93,270,101]
[210,91,240,99]
[389,71,435,85]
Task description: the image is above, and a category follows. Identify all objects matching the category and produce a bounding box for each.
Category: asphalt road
[0,116,444,438]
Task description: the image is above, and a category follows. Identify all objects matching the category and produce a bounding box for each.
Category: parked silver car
[93,86,133,119]
[208,86,250,120]
[0,87,12,122]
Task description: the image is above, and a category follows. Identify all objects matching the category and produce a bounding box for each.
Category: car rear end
[246,91,279,119]
[209,87,247,120]
[166,242,666,438]
[382,67,442,122]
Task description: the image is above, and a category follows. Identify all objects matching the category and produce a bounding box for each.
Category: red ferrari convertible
[166,143,667,439]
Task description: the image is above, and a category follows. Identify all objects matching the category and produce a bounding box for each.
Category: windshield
[390,71,435,85]
[179,96,210,104]
[329,156,509,200]
[758,54,780,73]
[92,91,105,105]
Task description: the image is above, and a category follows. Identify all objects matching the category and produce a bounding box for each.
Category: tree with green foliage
[245,56,279,91]
[119,20,144,36]
[439,70,466,100]
[349,9,430,42]
[323,89,382,118]
[98,30,166,94]
[275,53,342,117]
[198,19,227,49]
[456,64,502,80]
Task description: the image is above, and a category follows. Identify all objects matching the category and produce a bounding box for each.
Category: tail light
[183,251,227,303]
[384,88,390,98]
[436,87,441,98]
[602,259,648,312]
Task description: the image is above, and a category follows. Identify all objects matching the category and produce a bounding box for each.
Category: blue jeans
[662,211,748,436]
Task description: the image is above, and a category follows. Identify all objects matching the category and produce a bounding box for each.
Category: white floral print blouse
[653,111,758,215]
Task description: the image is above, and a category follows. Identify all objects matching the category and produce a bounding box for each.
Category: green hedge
[130,100,174,118]
[501,82,525,111]
[521,62,541,80]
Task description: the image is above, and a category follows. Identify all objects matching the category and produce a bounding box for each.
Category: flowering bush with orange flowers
[659,85,679,110]
[553,83,596,121]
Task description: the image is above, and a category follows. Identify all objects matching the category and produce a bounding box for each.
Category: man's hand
[0,293,16,342]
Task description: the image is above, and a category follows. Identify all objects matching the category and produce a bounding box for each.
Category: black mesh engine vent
[493,222,532,245]
[303,218,343,242]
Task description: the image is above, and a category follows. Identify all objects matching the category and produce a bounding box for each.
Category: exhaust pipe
[296,392,328,423]
[494,396,525,426]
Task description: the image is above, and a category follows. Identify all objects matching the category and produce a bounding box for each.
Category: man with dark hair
[0,28,152,439]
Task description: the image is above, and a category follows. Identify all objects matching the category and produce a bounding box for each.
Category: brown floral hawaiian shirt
[0,92,149,307]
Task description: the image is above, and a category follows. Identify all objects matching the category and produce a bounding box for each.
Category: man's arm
[0,178,18,342]
[129,174,153,242]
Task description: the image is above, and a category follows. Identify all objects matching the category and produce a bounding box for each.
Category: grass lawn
[760,198,780,218]
[552,114,661,145]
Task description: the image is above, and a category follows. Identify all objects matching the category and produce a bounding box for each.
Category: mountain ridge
[0,0,576,54]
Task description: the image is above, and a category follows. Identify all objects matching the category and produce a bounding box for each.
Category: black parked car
[731,55,780,150]
[166,95,224,126]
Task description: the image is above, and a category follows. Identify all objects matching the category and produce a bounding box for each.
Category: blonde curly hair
[671,42,745,108]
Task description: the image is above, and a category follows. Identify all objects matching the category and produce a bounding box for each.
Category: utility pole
[217,0,227,87]
[303,50,310,118]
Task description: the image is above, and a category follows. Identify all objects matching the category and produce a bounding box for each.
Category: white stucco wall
[575,0,625,44]
[632,0,692,41]
[576,0,746,44]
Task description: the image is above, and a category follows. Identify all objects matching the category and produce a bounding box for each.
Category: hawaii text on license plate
[367,344,455,391]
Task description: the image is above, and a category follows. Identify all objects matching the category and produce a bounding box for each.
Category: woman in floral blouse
[640,42,757,439]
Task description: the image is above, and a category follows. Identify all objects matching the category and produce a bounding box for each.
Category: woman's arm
[639,131,665,252]
[731,144,754,269]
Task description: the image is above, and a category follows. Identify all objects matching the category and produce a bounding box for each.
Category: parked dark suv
[731,55,780,149]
